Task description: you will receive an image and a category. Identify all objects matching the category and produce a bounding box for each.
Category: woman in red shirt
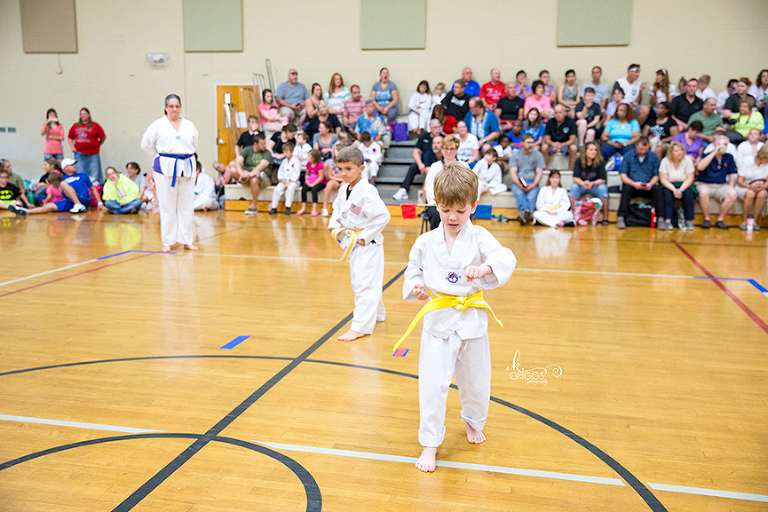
[68,108,106,184]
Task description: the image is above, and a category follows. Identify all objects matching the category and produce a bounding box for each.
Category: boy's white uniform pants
[349,242,386,334]
[418,330,491,447]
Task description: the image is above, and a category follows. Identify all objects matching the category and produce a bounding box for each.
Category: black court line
[109,268,405,511]
[1,353,666,511]
[0,433,321,512]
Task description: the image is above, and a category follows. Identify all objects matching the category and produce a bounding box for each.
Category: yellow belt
[392,289,503,353]
[331,227,363,262]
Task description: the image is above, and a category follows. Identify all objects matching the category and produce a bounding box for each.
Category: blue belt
[157,153,194,187]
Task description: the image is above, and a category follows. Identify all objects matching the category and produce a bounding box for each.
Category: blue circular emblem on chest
[341,212,347,218]
[446,272,460,284]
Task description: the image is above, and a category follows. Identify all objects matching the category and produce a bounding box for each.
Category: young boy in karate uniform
[359,131,383,183]
[328,146,391,341]
[269,142,302,215]
[400,161,516,472]
[473,148,508,199]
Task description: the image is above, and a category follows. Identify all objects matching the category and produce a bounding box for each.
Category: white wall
[1,0,767,180]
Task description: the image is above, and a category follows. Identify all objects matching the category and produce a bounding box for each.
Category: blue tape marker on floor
[393,348,408,357]
[97,251,132,260]
[749,279,768,293]
[221,335,250,350]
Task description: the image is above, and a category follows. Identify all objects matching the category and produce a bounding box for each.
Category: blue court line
[221,335,250,350]
[96,251,132,260]
[748,279,768,293]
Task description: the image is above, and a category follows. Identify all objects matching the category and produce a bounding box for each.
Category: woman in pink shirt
[524,80,552,119]
[41,108,64,159]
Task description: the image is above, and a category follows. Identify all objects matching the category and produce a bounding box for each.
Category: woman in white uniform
[141,94,199,252]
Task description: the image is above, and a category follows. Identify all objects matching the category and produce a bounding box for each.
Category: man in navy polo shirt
[9,158,106,215]
[695,134,738,229]
[616,137,661,229]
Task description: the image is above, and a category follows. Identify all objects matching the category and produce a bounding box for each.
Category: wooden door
[215,84,260,164]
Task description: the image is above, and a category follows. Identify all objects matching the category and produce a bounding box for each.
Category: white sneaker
[393,188,408,201]
[69,203,87,213]
[321,208,329,217]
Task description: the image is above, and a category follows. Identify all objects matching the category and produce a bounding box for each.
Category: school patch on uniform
[349,203,361,215]
[446,271,461,284]
[341,212,348,218]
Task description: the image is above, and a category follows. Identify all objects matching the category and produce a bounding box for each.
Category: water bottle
[650,207,656,229]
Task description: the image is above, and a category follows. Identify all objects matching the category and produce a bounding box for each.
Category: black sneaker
[268,208,277,215]
[8,204,27,216]
[284,207,291,215]
[715,220,729,229]
[701,220,711,229]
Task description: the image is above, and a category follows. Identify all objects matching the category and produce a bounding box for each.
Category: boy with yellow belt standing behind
[328,146,391,341]
[399,161,516,472]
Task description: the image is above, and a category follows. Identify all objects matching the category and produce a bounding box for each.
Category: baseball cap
[61,158,77,167]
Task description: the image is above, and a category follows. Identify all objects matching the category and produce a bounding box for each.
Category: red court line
[0,254,152,299]
[673,241,768,335]
[196,226,244,242]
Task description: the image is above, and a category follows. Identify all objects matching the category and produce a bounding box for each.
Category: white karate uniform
[408,92,433,131]
[494,145,513,160]
[403,222,516,447]
[141,116,199,246]
[295,142,312,168]
[194,171,218,210]
[360,141,383,180]
[473,159,507,198]
[533,186,573,227]
[328,180,391,334]
[270,156,302,209]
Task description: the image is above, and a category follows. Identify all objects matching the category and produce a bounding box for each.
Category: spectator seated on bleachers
[670,78,703,132]
[524,80,552,120]
[441,79,471,123]
[258,91,290,134]
[431,104,456,135]
[616,137,661,230]
[601,102,641,162]
[479,68,505,111]
[736,145,768,230]
[455,120,480,168]
[557,69,581,118]
[355,100,388,143]
[722,77,756,119]
[1,159,30,207]
[658,142,696,230]
[671,120,705,163]
[235,132,273,215]
[703,126,737,159]
[687,98,722,143]
[359,131,382,183]
[325,72,350,116]
[695,134,738,229]
[575,87,601,148]
[408,80,433,137]
[509,133,545,225]
[522,108,546,150]
[543,105,578,170]
[465,97,500,150]
[644,102,678,160]
[275,69,309,123]
[736,128,765,166]
[581,66,611,110]
[495,82,525,133]
[613,63,650,126]
[342,85,367,136]
[569,142,609,224]
[728,99,764,143]
[0,168,26,212]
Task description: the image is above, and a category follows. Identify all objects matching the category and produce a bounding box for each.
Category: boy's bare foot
[184,244,198,251]
[337,329,364,341]
[466,423,486,444]
[162,245,172,253]
[415,447,437,472]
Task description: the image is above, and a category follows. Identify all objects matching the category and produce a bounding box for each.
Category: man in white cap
[9,158,106,215]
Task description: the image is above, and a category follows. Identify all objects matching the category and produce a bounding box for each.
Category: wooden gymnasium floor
[0,208,766,512]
